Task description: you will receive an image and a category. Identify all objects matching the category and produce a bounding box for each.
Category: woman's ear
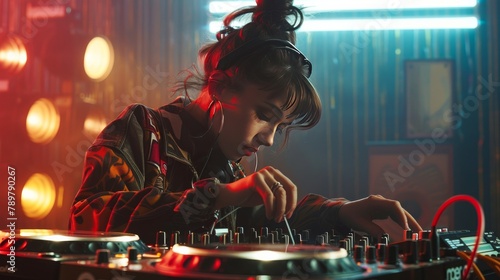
[208,70,230,99]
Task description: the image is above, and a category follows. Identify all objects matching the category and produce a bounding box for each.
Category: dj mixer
[0,227,498,280]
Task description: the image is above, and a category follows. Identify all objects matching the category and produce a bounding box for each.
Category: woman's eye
[256,111,272,122]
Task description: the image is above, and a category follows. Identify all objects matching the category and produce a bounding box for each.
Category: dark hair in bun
[204,0,305,77]
[223,0,303,42]
[177,0,321,144]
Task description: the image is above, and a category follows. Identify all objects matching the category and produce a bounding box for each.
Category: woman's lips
[242,146,258,156]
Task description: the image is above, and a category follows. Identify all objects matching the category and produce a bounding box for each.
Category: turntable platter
[156,243,365,279]
[0,229,150,255]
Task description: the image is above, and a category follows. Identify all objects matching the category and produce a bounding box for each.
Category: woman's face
[215,83,295,160]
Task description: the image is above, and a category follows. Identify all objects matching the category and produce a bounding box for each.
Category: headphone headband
[215,38,312,78]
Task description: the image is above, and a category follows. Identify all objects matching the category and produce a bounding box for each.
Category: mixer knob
[219,233,227,245]
[229,230,234,243]
[384,245,400,266]
[237,227,244,234]
[187,232,195,245]
[95,249,110,264]
[323,232,329,244]
[366,246,377,264]
[294,233,302,245]
[155,231,167,247]
[430,229,441,261]
[315,235,325,245]
[268,233,275,244]
[233,232,241,244]
[376,243,386,263]
[202,233,210,245]
[419,230,431,240]
[404,229,413,240]
[380,236,389,246]
[250,229,259,243]
[271,230,280,243]
[283,235,290,245]
[339,240,348,251]
[353,245,365,263]
[359,239,368,251]
[261,227,269,237]
[403,240,418,264]
[381,233,390,245]
[347,235,354,252]
[301,230,310,242]
[127,246,139,263]
[419,239,432,262]
[170,231,180,247]
[344,238,351,254]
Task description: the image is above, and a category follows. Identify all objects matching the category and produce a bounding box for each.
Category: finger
[265,167,298,218]
[340,201,387,238]
[374,196,410,231]
[273,177,296,219]
[253,173,275,220]
[273,185,286,222]
[285,183,297,219]
[405,209,423,232]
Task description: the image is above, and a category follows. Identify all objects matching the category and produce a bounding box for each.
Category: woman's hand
[215,166,297,223]
[338,194,423,238]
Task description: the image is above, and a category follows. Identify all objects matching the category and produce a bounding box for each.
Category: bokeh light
[0,35,28,77]
[21,173,56,219]
[26,98,60,144]
[84,36,114,81]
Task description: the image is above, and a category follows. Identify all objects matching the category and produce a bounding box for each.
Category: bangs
[233,48,322,131]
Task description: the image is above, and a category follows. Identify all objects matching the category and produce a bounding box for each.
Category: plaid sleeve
[68,105,215,243]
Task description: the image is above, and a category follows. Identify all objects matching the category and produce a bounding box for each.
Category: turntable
[0,228,474,280]
[0,229,151,280]
[0,229,150,255]
[155,243,364,279]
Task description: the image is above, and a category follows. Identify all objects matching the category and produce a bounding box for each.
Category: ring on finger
[270,181,283,193]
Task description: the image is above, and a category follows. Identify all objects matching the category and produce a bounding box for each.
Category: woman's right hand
[215,166,297,223]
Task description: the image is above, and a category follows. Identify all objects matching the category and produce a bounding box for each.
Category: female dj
[69,0,422,245]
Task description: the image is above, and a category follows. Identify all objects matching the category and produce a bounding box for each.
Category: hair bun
[255,0,291,11]
[252,0,301,33]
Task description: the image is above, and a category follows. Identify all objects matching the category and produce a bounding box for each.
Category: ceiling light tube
[209,0,478,14]
[209,16,478,33]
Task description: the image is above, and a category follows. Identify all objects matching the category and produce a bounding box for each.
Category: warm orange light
[83,106,108,138]
[0,35,28,76]
[84,36,114,81]
[21,173,56,219]
[41,31,114,82]
[26,98,60,144]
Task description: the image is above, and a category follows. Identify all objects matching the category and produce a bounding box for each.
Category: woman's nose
[256,127,276,147]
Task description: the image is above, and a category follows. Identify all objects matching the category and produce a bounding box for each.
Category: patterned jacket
[69,98,348,245]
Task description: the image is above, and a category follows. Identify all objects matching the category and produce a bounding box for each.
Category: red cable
[431,194,485,280]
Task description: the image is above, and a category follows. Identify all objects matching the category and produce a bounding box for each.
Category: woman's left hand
[338,194,423,239]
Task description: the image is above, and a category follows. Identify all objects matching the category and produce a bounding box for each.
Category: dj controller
[0,227,499,280]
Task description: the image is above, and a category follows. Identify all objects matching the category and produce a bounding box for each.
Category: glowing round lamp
[83,106,108,138]
[84,36,114,81]
[26,98,60,144]
[40,31,114,82]
[0,35,28,77]
[21,173,56,219]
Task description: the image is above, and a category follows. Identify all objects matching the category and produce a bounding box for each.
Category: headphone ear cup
[208,70,230,97]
